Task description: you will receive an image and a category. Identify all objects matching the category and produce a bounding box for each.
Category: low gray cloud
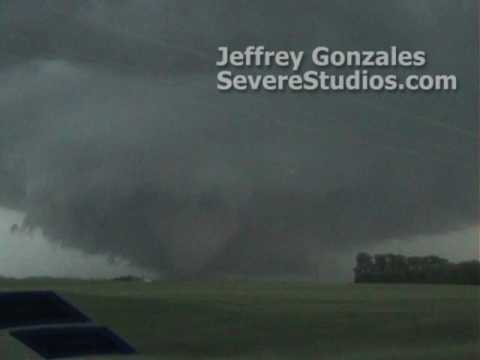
[0,1,477,278]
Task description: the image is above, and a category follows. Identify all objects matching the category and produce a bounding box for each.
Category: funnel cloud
[0,1,477,278]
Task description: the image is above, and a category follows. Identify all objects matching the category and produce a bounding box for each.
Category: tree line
[354,253,480,285]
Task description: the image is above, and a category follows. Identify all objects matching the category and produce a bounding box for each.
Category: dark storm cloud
[0,0,477,277]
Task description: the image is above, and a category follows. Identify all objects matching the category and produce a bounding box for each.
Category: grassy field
[0,279,478,359]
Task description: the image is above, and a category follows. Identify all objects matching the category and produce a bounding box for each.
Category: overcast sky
[0,207,151,279]
[0,1,478,280]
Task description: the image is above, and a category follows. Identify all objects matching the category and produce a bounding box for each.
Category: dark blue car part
[10,325,137,359]
[0,291,91,330]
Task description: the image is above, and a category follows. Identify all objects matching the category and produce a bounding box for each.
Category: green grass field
[0,279,478,359]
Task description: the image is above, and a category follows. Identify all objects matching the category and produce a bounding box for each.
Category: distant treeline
[354,253,480,285]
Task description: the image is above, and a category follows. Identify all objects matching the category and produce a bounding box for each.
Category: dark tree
[354,253,479,285]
